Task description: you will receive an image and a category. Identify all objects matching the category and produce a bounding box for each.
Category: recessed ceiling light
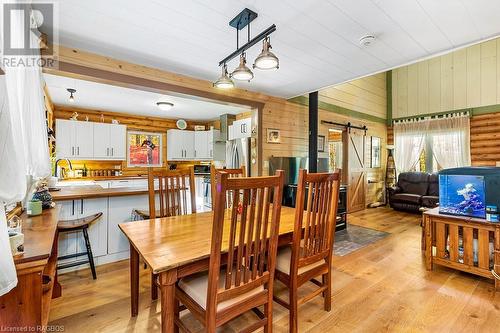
[359,35,376,47]
[156,101,174,111]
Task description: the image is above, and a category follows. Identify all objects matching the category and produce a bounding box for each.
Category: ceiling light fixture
[67,88,76,103]
[156,101,174,111]
[213,63,235,89]
[213,8,278,88]
[231,52,253,81]
[253,36,279,70]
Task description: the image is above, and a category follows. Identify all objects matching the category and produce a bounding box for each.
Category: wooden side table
[423,207,500,290]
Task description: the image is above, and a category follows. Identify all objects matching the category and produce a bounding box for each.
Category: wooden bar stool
[56,212,103,280]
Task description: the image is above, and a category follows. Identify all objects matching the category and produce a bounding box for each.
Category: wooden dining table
[119,206,297,333]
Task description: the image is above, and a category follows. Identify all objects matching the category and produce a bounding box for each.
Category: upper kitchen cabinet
[93,123,127,160]
[167,129,195,160]
[167,129,225,161]
[56,119,94,159]
[228,118,252,140]
[56,119,126,160]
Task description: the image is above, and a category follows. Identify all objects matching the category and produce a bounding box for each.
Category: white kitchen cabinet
[93,123,126,160]
[168,129,224,161]
[194,131,209,159]
[57,198,108,264]
[55,119,94,159]
[108,194,150,254]
[167,129,195,160]
[228,118,252,140]
[109,124,127,159]
[207,130,225,161]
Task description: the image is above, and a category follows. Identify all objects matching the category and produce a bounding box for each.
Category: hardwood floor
[48,207,500,332]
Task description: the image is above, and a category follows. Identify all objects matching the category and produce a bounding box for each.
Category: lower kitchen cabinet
[108,194,150,254]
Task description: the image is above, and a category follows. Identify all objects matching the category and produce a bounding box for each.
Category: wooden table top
[119,206,297,274]
[13,205,61,266]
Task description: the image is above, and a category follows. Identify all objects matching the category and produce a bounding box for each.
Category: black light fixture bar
[218,24,276,66]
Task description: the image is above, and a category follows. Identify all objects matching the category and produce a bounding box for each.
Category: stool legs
[82,227,97,280]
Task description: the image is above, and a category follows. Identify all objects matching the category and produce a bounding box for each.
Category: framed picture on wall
[266,128,281,143]
[371,136,381,168]
[318,135,326,152]
[127,131,163,167]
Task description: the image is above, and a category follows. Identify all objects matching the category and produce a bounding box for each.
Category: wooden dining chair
[210,165,245,208]
[175,170,284,333]
[134,166,197,300]
[273,169,341,333]
[134,166,197,220]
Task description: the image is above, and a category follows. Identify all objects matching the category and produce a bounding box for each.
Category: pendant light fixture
[67,88,76,103]
[253,36,279,70]
[213,8,278,89]
[231,52,253,81]
[213,63,235,89]
[156,101,174,111]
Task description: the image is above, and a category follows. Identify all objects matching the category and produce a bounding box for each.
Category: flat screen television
[439,174,486,218]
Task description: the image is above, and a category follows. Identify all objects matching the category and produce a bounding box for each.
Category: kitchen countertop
[50,185,152,201]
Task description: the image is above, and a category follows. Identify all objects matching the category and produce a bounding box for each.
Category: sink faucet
[54,159,73,178]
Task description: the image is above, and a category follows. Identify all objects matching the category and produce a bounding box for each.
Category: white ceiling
[43,74,248,120]
[39,0,500,98]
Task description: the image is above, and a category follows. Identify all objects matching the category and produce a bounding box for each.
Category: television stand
[422,207,500,290]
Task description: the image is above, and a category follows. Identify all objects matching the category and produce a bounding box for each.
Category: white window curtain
[428,113,471,169]
[393,113,471,175]
[393,119,428,173]
[0,3,51,296]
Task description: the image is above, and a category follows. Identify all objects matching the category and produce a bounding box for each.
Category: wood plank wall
[392,37,500,118]
[318,73,387,120]
[470,111,500,166]
[262,100,387,205]
[53,105,211,175]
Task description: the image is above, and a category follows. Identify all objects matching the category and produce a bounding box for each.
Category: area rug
[333,225,389,256]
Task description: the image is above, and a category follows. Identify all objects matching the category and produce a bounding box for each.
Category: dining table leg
[130,243,139,317]
[159,269,178,333]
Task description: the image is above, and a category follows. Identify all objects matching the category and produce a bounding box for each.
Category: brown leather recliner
[388,172,439,213]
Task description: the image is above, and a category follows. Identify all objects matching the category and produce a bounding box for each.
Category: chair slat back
[206,170,284,315]
[210,166,246,208]
[292,169,340,271]
[147,166,196,219]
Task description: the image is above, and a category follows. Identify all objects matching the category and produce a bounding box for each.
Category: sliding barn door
[346,130,366,213]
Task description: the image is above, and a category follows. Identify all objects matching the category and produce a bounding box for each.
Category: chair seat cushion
[392,193,422,204]
[275,246,326,275]
[177,269,264,311]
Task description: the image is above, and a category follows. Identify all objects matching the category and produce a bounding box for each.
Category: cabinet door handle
[194,150,196,158]
[81,199,84,215]
[106,148,109,156]
[72,200,75,216]
[111,147,114,156]
[72,146,75,156]
[77,146,80,155]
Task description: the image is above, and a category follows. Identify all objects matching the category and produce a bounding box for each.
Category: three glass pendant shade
[214,36,279,89]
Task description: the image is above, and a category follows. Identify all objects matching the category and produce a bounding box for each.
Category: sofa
[388,172,439,213]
